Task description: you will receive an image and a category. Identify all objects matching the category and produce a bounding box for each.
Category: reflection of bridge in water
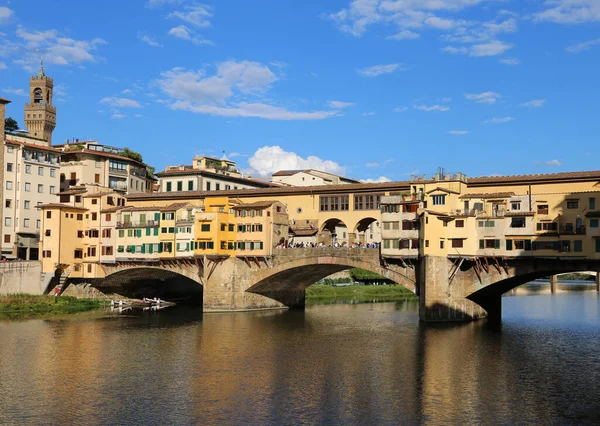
[83,247,600,323]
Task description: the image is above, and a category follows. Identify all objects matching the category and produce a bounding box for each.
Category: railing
[116,220,159,228]
[560,226,586,235]
[109,182,127,191]
[109,167,127,175]
[176,218,194,225]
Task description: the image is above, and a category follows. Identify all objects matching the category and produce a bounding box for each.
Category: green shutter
[506,240,513,251]
[158,243,163,253]
[186,242,190,251]
[495,240,500,249]
[148,244,153,254]
[141,244,146,254]
[154,228,158,236]
[155,213,160,221]
[536,223,542,231]
[524,240,532,251]
[119,230,124,238]
[146,228,151,236]
[479,240,484,249]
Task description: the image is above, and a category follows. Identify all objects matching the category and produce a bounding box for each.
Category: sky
[1,0,599,182]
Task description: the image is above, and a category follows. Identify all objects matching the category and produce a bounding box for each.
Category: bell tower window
[34,88,43,104]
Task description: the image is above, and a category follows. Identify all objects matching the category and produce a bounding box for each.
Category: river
[1,289,599,425]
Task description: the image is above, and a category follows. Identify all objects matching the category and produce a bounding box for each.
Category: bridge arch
[246,249,417,307]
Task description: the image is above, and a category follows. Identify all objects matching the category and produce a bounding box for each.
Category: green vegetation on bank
[556,273,596,281]
[0,295,103,316]
[317,268,395,286]
[306,284,416,303]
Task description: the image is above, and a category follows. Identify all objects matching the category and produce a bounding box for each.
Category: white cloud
[101,97,143,108]
[484,116,515,124]
[168,4,213,28]
[12,27,106,69]
[443,40,512,57]
[519,99,546,108]
[387,30,420,40]
[248,146,345,176]
[168,25,212,45]
[366,162,380,168]
[414,104,450,112]
[449,130,469,135]
[110,113,126,120]
[2,87,26,96]
[138,33,162,48]
[534,0,600,24]
[500,57,520,65]
[394,107,408,112]
[361,176,392,183]
[464,91,501,104]
[0,62,6,70]
[156,62,338,120]
[328,100,356,109]
[565,38,600,53]
[358,63,402,77]
[0,7,12,24]
[537,159,562,166]
[362,111,375,116]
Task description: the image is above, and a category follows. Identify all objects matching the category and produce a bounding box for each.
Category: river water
[1,290,600,425]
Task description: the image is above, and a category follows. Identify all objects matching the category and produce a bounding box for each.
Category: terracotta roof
[56,189,87,196]
[5,139,63,153]
[36,203,88,211]
[0,97,10,104]
[423,209,450,217]
[232,200,280,209]
[160,202,191,212]
[469,170,600,185]
[459,192,515,199]
[426,187,460,195]
[83,191,120,198]
[156,168,278,187]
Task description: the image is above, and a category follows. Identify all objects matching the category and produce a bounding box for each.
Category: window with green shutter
[154,228,158,236]
[574,240,583,252]
[506,240,513,251]
[154,213,160,221]
[148,244,153,254]
[479,240,484,249]
[119,230,124,238]
[146,228,151,236]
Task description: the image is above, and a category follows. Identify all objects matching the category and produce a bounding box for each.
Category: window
[7,146,13,153]
[177,181,183,191]
[6,181,12,190]
[6,163,13,172]
[43,250,52,258]
[38,184,43,193]
[91,199,98,205]
[478,220,495,228]
[25,182,31,191]
[431,194,446,206]
[106,213,112,221]
[166,182,172,192]
[49,186,55,194]
[201,224,210,232]
[50,169,55,177]
[25,165,31,174]
[480,239,500,249]
[319,195,350,211]
[87,247,97,257]
[24,200,30,209]
[23,218,30,228]
[46,211,52,219]
[4,217,11,226]
[402,221,415,231]
[511,201,521,211]
[4,235,10,243]
[216,184,220,191]
[354,194,382,210]
[188,180,194,191]
[206,182,211,191]
[591,219,599,228]
[574,240,583,253]
[38,167,44,176]
[510,217,526,228]
[5,199,11,208]
[102,229,112,238]
[95,174,100,183]
[228,224,235,232]
[440,240,445,249]
[532,241,560,251]
[76,214,83,221]
[536,222,558,232]
[45,229,51,237]
[451,239,463,248]
[455,220,464,228]
[590,198,596,211]
[567,200,579,209]
[92,213,97,221]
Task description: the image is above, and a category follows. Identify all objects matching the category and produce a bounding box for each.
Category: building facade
[272,169,360,187]
[54,141,155,194]
[157,155,275,193]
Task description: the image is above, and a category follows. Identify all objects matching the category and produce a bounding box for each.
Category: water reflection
[1,294,599,425]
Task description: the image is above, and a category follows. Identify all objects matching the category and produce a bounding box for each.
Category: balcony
[560,226,586,235]
[109,182,127,191]
[116,220,159,228]
[109,167,127,176]
[176,218,195,226]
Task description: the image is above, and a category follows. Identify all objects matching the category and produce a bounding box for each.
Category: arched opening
[354,217,380,246]
[320,218,348,246]
[98,268,203,304]
[33,88,43,104]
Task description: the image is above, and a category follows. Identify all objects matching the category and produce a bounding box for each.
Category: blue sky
[1,0,599,182]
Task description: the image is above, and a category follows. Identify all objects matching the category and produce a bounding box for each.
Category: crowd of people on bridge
[275,241,381,249]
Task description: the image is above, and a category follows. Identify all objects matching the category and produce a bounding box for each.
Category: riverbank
[0,295,104,317]
[306,284,417,304]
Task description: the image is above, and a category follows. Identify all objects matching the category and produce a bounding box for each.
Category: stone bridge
[93,250,600,323]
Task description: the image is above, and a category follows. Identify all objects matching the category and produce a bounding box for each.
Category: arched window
[34,88,43,104]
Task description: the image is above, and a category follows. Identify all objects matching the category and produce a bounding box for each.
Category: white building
[272,169,360,187]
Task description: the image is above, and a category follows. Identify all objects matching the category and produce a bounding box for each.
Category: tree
[121,147,144,163]
[4,117,19,132]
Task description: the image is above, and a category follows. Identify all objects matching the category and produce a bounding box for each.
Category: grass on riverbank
[0,295,103,316]
[306,284,417,302]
